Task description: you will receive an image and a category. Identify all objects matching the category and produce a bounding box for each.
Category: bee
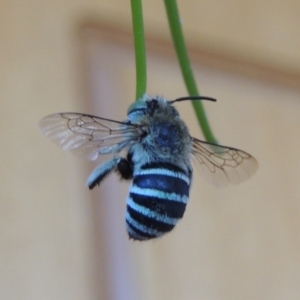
[39,94,258,241]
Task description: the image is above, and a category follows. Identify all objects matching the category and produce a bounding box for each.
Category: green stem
[164,0,217,143]
[130,0,147,101]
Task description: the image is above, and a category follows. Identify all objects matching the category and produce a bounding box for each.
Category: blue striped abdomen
[125,162,192,241]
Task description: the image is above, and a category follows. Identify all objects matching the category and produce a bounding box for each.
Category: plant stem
[164,0,217,143]
[130,0,147,101]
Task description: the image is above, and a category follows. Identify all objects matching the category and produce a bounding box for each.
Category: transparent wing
[39,113,140,160]
[192,137,258,187]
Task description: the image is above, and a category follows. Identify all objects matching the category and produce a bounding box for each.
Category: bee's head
[127,94,216,123]
[127,95,175,122]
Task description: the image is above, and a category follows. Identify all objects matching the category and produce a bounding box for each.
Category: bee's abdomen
[126,162,192,241]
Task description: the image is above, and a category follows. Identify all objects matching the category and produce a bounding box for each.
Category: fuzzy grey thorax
[127,95,193,170]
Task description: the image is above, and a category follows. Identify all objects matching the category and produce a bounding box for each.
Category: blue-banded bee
[39,94,258,241]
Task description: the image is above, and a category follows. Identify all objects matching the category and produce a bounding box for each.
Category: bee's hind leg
[86,156,133,190]
[116,156,133,180]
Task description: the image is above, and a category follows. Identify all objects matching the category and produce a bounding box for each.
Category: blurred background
[2,1,300,299]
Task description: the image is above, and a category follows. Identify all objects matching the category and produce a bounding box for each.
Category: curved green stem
[130,0,147,101]
[164,0,217,143]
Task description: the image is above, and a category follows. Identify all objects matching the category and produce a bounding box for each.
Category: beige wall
[1,1,300,299]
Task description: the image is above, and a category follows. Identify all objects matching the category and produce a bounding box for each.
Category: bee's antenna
[170,96,217,104]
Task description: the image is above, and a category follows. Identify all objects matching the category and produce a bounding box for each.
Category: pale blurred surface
[1,1,300,300]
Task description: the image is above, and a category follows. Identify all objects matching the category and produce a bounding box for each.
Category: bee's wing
[191,137,258,187]
[39,113,140,161]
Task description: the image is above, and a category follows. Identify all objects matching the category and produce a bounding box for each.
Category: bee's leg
[86,156,124,190]
[117,156,133,180]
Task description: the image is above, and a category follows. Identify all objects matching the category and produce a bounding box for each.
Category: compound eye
[147,99,159,117]
[127,101,147,116]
